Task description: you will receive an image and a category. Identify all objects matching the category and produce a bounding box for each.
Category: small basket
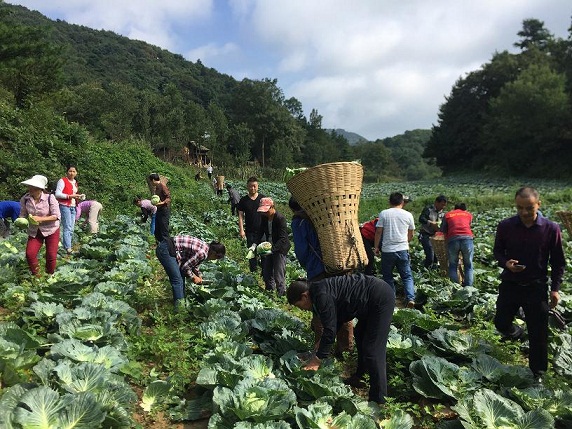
[430,234,448,275]
[556,211,572,238]
[216,175,225,190]
[287,162,368,273]
[146,174,169,195]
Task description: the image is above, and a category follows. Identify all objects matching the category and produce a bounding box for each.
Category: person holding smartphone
[493,186,565,381]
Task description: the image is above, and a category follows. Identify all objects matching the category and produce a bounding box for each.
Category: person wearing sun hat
[19,174,61,276]
[257,197,290,296]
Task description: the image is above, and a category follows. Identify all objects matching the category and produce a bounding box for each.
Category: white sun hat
[20,174,48,189]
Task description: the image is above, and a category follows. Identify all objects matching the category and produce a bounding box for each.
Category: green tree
[481,63,571,176]
[514,19,553,51]
[0,7,63,107]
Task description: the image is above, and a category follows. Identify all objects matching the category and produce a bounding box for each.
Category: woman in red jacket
[441,202,474,286]
[55,164,82,254]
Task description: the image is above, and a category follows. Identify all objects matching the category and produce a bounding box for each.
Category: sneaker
[406,301,415,309]
[533,370,545,384]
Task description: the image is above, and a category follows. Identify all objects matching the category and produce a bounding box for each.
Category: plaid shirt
[174,235,209,277]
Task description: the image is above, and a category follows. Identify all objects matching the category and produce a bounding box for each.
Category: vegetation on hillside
[425,18,572,177]
[0,1,436,182]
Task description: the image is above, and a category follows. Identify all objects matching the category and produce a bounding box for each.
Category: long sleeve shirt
[19,192,60,237]
[0,201,21,221]
[310,274,390,359]
[174,235,209,278]
[291,213,324,280]
[493,215,565,291]
[75,200,92,220]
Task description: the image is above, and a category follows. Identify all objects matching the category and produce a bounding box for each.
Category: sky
[6,0,572,141]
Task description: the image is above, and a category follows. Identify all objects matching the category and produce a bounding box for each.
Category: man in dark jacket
[258,197,290,296]
[287,274,395,404]
[226,184,241,216]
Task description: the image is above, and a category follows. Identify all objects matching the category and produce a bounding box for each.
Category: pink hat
[257,197,274,213]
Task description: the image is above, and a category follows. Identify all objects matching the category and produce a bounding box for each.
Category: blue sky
[7,0,572,140]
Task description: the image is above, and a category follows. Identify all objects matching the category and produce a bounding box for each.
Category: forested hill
[0,1,438,182]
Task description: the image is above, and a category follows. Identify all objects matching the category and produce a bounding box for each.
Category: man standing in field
[419,194,447,269]
[374,192,416,308]
[493,187,565,380]
[238,176,265,272]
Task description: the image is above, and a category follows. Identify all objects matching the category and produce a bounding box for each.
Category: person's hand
[506,259,526,273]
[192,275,202,284]
[302,355,321,371]
[550,291,560,308]
[239,230,246,239]
[374,247,380,255]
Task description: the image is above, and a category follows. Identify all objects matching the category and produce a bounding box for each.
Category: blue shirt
[291,214,324,280]
[0,201,20,221]
[493,215,565,291]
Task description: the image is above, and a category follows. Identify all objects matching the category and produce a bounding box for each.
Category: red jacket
[443,209,473,239]
[360,218,378,241]
[56,177,77,206]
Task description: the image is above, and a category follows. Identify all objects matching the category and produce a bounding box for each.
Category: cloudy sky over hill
[8,0,571,140]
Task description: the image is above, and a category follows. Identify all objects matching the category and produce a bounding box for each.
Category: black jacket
[310,273,394,359]
[260,211,291,255]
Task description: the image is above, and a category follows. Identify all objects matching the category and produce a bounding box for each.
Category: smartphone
[514,264,526,269]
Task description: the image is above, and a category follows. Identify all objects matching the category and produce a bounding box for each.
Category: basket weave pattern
[557,211,572,238]
[430,235,464,282]
[287,162,368,272]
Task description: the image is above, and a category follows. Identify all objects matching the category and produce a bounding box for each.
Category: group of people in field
[285,185,563,405]
[2,167,563,405]
[0,165,103,276]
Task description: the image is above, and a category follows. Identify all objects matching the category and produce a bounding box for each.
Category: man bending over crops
[156,235,225,308]
[287,274,395,404]
[493,186,565,381]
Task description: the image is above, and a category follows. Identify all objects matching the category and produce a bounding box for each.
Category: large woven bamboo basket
[556,211,572,238]
[430,234,464,282]
[287,162,368,273]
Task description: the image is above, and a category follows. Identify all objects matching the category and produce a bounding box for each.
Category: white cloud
[7,0,572,139]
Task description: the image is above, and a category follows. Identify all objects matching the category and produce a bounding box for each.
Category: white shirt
[376,207,415,253]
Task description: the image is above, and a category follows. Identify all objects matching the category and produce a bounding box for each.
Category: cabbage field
[1,177,572,428]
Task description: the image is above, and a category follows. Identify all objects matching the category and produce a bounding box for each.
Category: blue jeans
[447,238,474,286]
[155,240,185,304]
[150,213,156,235]
[381,251,415,302]
[59,205,76,250]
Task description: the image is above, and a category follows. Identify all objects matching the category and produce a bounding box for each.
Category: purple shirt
[493,215,565,291]
[75,200,92,220]
[140,199,157,215]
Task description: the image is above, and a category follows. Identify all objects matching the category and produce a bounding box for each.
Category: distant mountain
[327,129,369,145]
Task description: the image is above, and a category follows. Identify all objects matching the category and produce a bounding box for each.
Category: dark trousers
[362,236,376,275]
[262,252,287,295]
[494,280,549,374]
[419,233,438,268]
[154,206,170,243]
[354,280,395,403]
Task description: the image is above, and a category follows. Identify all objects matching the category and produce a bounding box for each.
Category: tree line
[424,18,572,178]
